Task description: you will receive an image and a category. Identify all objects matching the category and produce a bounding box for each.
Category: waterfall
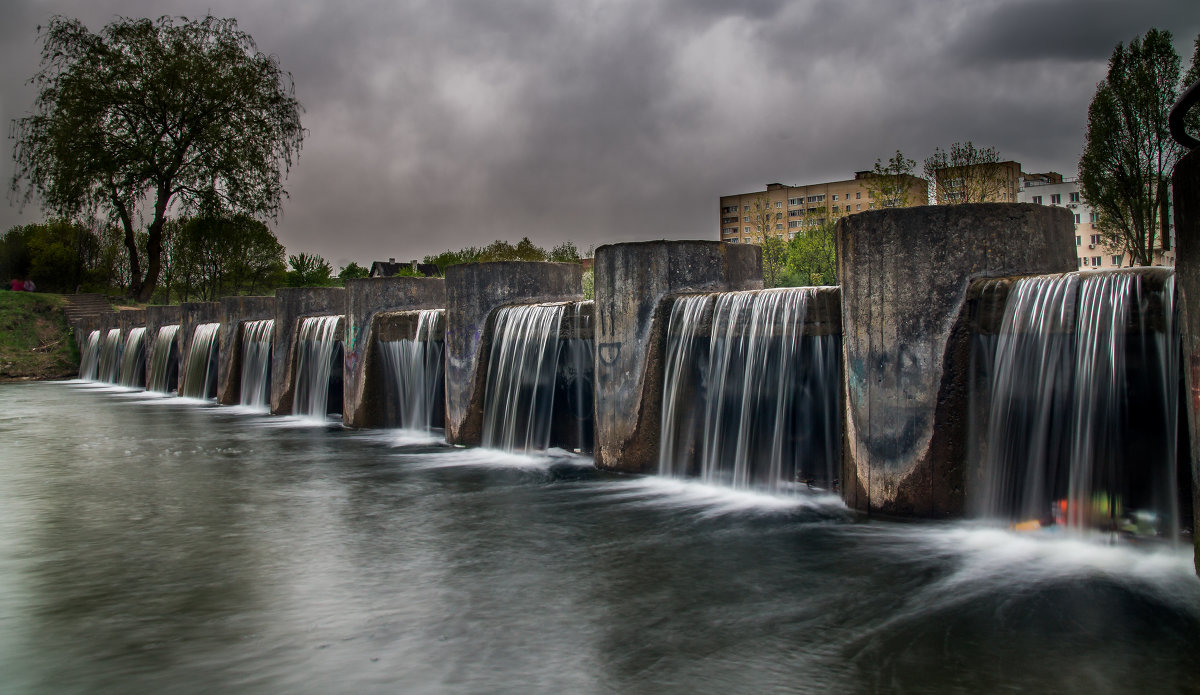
[118,327,147,388]
[239,319,274,410]
[481,304,564,451]
[147,325,181,393]
[558,301,594,453]
[378,310,444,430]
[96,328,123,383]
[79,330,100,380]
[975,270,1181,538]
[180,323,220,399]
[292,315,343,418]
[658,288,841,491]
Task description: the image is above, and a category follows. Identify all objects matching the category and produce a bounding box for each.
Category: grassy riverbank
[0,292,77,381]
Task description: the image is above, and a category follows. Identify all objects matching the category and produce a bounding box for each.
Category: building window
[1090,234,1101,245]
[1032,195,1042,204]
[745,227,751,233]
[775,201,782,208]
[1076,236,1081,246]
[788,197,801,206]
[856,192,862,199]
[788,221,800,228]
[1082,257,1089,266]
[1074,213,1081,224]
[743,216,750,222]
[723,227,737,235]
[789,209,803,217]
[1051,194,1061,204]
[806,195,825,203]
[744,205,750,212]
[1090,212,1099,223]
[775,223,783,231]
[1070,192,1080,203]
[868,202,875,209]
[776,212,783,220]
[832,194,839,201]
[788,232,796,240]
[856,204,861,211]
[867,191,874,199]
[1092,256,1102,266]
[831,205,839,212]
[722,216,738,224]
[1112,255,1123,266]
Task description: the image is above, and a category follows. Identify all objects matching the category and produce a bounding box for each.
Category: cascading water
[96,328,123,384]
[658,288,842,491]
[973,270,1183,539]
[292,315,343,418]
[481,304,564,451]
[556,300,594,453]
[147,325,181,393]
[118,327,147,388]
[378,310,444,430]
[78,330,100,380]
[239,319,274,410]
[180,323,220,399]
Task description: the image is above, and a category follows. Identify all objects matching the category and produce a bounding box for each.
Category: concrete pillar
[838,203,1075,517]
[593,241,762,473]
[270,287,346,415]
[1173,148,1200,574]
[343,277,446,429]
[216,296,276,405]
[444,262,582,446]
[178,302,221,371]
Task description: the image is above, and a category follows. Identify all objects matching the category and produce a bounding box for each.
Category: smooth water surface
[1,382,1197,694]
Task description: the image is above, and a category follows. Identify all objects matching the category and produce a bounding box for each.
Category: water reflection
[0,382,1196,694]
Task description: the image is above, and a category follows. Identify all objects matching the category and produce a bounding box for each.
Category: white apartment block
[1017,174,1174,270]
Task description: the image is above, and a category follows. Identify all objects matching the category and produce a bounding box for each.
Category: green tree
[548,241,582,263]
[286,252,334,287]
[761,234,788,288]
[10,15,304,301]
[922,142,1005,204]
[0,220,105,293]
[1079,29,1192,266]
[424,246,485,273]
[168,214,284,300]
[864,150,919,208]
[338,261,370,281]
[779,217,837,287]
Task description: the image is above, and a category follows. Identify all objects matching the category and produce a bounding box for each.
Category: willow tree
[1079,29,1187,266]
[10,15,303,300]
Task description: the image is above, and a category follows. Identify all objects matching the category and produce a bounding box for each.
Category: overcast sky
[2,0,1197,270]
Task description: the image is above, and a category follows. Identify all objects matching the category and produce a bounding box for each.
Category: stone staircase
[62,294,114,326]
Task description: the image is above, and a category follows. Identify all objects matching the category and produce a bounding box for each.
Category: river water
[1,381,1197,694]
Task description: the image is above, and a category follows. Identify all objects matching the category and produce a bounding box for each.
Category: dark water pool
[1,382,1197,694]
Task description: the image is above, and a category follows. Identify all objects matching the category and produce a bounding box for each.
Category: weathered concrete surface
[838,203,1075,518]
[216,296,276,405]
[270,287,346,415]
[1173,148,1200,575]
[343,277,446,428]
[444,262,582,446]
[144,305,181,388]
[593,241,763,473]
[178,302,221,376]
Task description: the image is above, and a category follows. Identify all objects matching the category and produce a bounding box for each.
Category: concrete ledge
[270,287,346,415]
[838,203,1075,518]
[216,296,276,405]
[343,277,446,428]
[444,262,582,446]
[593,240,763,473]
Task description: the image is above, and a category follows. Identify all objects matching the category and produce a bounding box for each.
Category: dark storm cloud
[950,0,1200,63]
[1,0,1197,268]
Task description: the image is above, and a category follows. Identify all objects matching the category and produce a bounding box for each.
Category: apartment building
[930,160,1022,204]
[719,174,928,244]
[1016,174,1175,270]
